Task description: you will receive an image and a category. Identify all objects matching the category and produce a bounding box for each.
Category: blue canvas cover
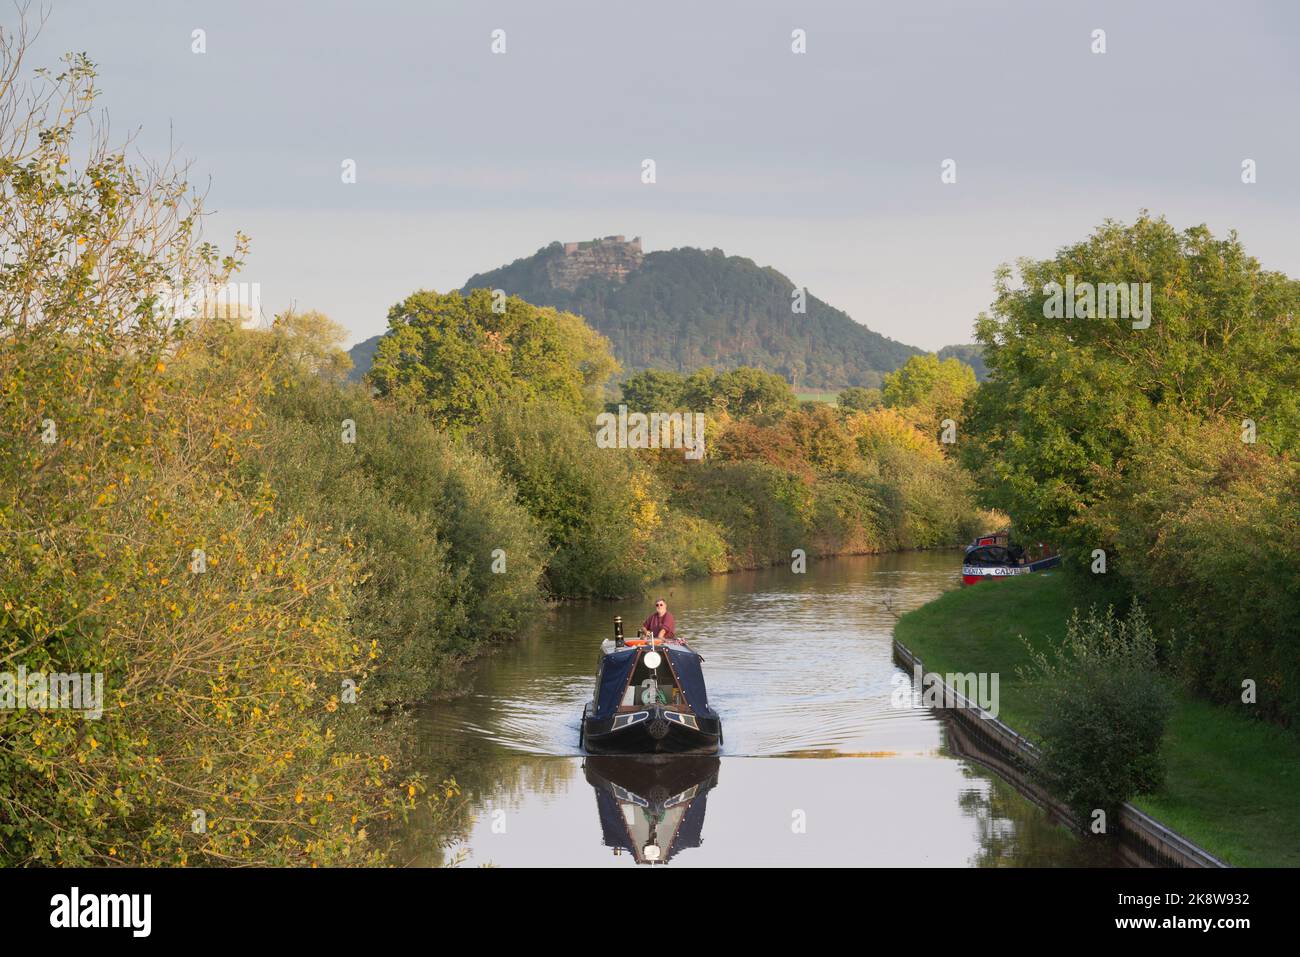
[593,648,637,720]
[594,787,635,853]
[665,646,717,719]
[673,793,709,852]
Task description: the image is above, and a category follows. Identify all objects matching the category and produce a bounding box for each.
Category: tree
[0,21,410,866]
[936,343,988,381]
[838,386,882,411]
[962,213,1300,552]
[710,367,798,417]
[619,368,687,412]
[272,309,353,380]
[847,407,945,461]
[551,306,622,406]
[675,366,797,418]
[781,403,857,472]
[881,353,977,436]
[367,289,617,436]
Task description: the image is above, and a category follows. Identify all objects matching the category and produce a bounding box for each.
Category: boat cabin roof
[965,544,1023,566]
[592,642,717,721]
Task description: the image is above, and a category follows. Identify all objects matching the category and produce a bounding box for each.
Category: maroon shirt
[642,611,676,639]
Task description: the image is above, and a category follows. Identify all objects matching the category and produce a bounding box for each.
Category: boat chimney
[613,616,624,646]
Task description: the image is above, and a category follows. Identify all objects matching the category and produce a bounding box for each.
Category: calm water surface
[405,552,1121,867]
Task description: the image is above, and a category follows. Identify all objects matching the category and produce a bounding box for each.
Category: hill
[350,237,921,389]
[937,343,988,381]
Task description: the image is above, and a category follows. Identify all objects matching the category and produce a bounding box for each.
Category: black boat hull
[583,754,721,796]
[582,705,721,755]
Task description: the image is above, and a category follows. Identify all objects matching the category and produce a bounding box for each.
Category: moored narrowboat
[961,530,1061,585]
[580,618,722,755]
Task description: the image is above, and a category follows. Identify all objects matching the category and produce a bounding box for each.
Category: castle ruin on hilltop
[548,235,643,290]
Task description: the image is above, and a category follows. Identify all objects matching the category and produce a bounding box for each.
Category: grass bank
[894,573,1300,867]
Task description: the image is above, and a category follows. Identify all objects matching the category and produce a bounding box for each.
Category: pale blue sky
[19,0,1300,349]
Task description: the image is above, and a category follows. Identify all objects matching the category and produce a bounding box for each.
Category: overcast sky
[18,0,1300,350]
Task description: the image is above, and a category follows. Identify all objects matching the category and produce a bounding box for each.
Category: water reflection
[586,756,720,864]
[405,553,1125,867]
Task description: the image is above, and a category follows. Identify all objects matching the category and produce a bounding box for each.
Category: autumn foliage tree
[0,24,417,865]
[881,353,977,440]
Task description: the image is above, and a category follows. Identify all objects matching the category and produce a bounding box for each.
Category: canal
[404,551,1122,866]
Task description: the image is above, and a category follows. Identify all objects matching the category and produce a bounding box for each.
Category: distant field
[796,391,839,404]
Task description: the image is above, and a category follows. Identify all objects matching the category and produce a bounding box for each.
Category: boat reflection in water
[584,755,720,864]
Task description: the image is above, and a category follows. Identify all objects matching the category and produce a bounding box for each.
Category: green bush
[256,373,547,699]
[1100,416,1300,727]
[804,473,889,556]
[1023,605,1173,822]
[661,512,730,576]
[477,398,702,597]
[666,459,811,568]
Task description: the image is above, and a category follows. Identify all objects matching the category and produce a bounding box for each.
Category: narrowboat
[585,755,719,864]
[580,617,722,755]
[961,530,1061,585]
